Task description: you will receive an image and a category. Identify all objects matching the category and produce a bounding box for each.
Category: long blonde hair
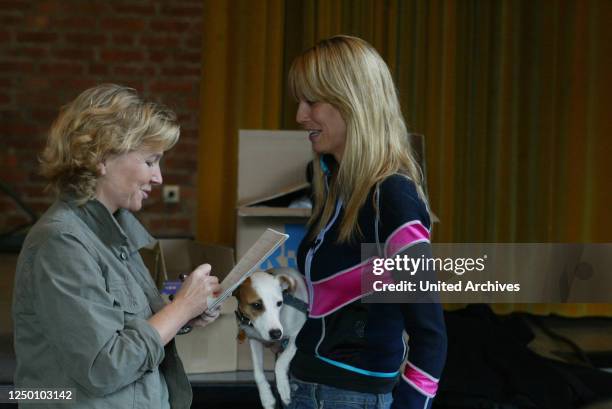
[40,83,179,203]
[288,35,427,242]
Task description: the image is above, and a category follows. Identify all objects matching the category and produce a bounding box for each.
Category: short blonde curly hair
[40,83,179,202]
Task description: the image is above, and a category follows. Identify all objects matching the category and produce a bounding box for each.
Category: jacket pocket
[108,281,147,315]
[318,306,369,363]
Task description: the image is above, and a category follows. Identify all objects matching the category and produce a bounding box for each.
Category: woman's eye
[145,161,153,167]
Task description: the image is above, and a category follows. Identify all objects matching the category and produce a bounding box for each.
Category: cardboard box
[140,239,238,373]
[235,130,312,370]
[236,130,312,269]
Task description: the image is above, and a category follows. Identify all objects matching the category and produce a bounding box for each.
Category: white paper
[206,228,288,311]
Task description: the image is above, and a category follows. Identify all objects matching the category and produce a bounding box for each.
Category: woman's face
[95,149,163,213]
[296,100,347,162]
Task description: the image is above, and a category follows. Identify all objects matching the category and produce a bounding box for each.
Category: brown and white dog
[233,267,308,409]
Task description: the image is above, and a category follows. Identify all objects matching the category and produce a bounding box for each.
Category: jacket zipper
[305,198,343,308]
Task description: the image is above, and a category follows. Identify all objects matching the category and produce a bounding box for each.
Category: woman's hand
[173,264,221,319]
[188,307,221,328]
[148,263,221,345]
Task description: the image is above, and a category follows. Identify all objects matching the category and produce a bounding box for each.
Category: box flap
[238,181,310,207]
[238,130,312,204]
[152,239,234,280]
[237,207,311,217]
[237,181,311,218]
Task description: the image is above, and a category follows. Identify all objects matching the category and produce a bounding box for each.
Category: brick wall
[0,0,203,240]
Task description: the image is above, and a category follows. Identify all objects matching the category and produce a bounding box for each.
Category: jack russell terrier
[233,267,308,409]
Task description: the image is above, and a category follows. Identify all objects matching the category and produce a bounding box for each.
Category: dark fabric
[436,304,612,409]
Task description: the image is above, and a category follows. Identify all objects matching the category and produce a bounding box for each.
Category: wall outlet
[163,185,180,204]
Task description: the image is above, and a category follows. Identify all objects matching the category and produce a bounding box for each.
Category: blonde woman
[12,84,220,409]
[287,36,447,409]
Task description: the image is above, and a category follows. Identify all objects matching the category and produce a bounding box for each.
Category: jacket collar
[62,193,154,252]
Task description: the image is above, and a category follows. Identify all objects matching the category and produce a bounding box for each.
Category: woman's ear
[278,274,296,294]
[97,162,106,176]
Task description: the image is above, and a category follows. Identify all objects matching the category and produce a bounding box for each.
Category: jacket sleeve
[394,302,447,409]
[377,176,448,409]
[31,232,165,397]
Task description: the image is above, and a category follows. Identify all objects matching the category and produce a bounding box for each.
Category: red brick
[54,17,98,31]
[0,61,35,74]
[161,66,201,77]
[111,4,156,15]
[5,46,48,59]
[31,109,58,123]
[23,77,50,89]
[185,97,200,110]
[112,65,157,77]
[160,4,203,17]
[171,131,199,146]
[150,80,196,94]
[6,215,31,227]
[0,15,23,26]
[0,170,26,183]
[161,172,195,185]
[184,34,202,50]
[64,33,107,45]
[69,2,109,15]
[0,0,29,11]
[89,63,109,76]
[30,202,54,214]
[139,35,181,48]
[180,187,196,200]
[34,0,59,14]
[0,30,11,42]
[53,48,93,60]
[165,218,190,232]
[101,17,146,32]
[20,185,47,198]
[149,19,191,32]
[25,15,50,29]
[111,34,136,46]
[148,51,170,62]
[39,62,85,75]
[172,51,202,64]
[100,49,145,62]
[148,217,166,231]
[16,31,58,43]
[51,78,98,91]
[0,123,38,137]
[1,0,202,238]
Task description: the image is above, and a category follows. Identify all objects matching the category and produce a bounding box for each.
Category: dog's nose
[269,329,282,340]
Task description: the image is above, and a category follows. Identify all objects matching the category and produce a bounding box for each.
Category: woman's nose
[151,164,163,185]
[296,101,310,125]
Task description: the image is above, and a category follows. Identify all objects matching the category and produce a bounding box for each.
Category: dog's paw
[277,377,291,405]
[260,388,276,409]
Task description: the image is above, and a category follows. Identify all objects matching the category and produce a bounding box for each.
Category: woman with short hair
[13,84,220,408]
[287,36,448,409]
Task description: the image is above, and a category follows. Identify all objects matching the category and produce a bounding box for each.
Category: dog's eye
[277,301,283,307]
[251,302,263,310]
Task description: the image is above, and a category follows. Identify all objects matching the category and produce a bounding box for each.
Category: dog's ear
[278,274,296,294]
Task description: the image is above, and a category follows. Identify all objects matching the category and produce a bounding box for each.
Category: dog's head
[233,270,297,342]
